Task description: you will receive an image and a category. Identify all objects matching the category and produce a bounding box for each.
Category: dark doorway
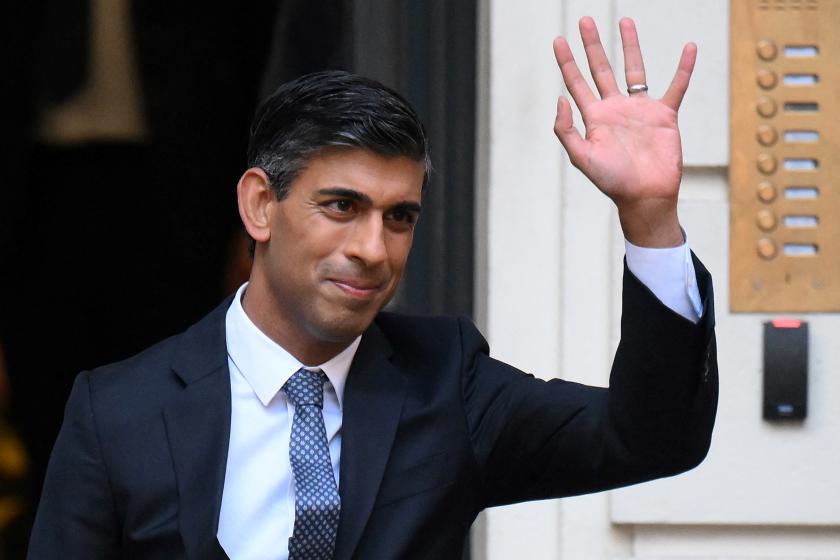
[0,1,476,554]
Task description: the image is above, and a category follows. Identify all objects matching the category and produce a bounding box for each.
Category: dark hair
[247,70,431,200]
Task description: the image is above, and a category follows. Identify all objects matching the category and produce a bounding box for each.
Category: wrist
[618,200,683,248]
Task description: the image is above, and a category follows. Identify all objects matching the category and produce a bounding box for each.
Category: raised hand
[552,17,696,247]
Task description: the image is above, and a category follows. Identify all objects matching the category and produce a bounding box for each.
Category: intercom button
[757,238,777,260]
[756,124,778,146]
[757,96,778,118]
[757,153,778,175]
[756,209,778,232]
[757,69,778,90]
[756,181,777,202]
[756,39,778,61]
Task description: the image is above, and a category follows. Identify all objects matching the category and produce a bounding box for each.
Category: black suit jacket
[28,260,718,559]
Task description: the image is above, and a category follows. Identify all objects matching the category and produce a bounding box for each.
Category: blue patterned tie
[283,368,341,559]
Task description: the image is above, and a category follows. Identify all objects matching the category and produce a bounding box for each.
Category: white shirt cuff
[624,236,704,323]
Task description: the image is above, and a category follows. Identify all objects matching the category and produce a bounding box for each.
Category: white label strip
[784,45,819,57]
[784,187,819,199]
[784,159,818,170]
[784,243,818,256]
[784,130,819,142]
[783,74,819,86]
[783,215,819,228]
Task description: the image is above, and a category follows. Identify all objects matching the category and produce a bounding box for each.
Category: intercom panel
[730,0,840,311]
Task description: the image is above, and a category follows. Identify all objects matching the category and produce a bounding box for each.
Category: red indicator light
[772,318,802,329]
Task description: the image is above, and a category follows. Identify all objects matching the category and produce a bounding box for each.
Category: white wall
[477,0,840,558]
[477,0,565,556]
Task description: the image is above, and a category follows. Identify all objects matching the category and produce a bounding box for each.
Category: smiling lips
[330,278,385,299]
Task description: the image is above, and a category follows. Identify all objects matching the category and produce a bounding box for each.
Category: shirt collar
[225,282,360,409]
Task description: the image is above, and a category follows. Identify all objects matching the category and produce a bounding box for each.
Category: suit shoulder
[84,332,183,397]
[374,311,466,342]
[84,295,231,399]
[373,312,489,364]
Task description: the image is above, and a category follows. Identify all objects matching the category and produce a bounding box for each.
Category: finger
[553,96,588,169]
[661,42,697,111]
[553,37,598,110]
[579,16,621,99]
[619,18,647,96]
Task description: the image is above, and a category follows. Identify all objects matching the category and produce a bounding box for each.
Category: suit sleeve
[463,255,718,508]
[28,372,120,558]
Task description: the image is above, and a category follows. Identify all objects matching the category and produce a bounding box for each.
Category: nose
[344,214,388,266]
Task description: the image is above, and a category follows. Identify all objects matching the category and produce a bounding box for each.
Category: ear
[237,167,274,244]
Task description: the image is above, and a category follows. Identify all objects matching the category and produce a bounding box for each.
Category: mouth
[329,278,385,300]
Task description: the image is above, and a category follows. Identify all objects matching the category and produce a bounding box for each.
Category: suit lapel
[158,300,404,559]
[334,322,406,560]
[162,298,233,560]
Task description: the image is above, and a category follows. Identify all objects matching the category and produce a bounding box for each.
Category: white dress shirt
[217,282,360,559]
[216,240,702,559]
[625,237,703,322]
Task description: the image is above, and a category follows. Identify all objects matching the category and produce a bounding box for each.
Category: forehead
[291,148,425,202]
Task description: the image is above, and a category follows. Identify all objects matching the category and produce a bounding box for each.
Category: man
[29,17,717,559]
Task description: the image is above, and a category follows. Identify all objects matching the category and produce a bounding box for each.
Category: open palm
[553,17,697,246]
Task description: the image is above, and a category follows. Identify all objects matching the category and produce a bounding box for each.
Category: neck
[240,279,350,366]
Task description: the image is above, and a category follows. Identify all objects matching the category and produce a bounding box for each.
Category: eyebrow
[316,187,373,204]
[391,201,422,215]
[316,187,422,214]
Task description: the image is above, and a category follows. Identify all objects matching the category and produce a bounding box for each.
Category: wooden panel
[730,0,840,311]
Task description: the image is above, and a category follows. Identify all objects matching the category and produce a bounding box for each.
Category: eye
[391,210,414,223]
[325,199,355,213]
[386,208,418,229]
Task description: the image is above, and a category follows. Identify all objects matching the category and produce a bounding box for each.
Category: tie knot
[283,368,326,408]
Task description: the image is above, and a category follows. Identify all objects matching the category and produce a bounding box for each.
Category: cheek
[275,220,342,263]
[386,233,414,271]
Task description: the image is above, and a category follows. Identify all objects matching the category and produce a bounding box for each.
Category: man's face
[256,147,424,357]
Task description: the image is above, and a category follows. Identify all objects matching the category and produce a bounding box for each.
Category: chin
[314,313,376,344]
[308,291,394,344]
